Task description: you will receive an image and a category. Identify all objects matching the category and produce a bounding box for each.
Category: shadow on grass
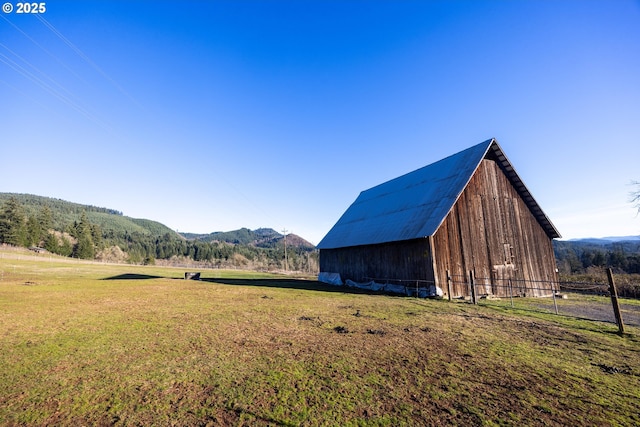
[102,273,166,280]
[200,277,376,295]
[99,274,405,297]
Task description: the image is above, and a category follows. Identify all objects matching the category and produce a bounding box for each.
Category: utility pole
[281,228,288,272]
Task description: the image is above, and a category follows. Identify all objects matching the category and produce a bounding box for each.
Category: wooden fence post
[606,268,625,335]
[446,269,452,301]
[469,270,477,305]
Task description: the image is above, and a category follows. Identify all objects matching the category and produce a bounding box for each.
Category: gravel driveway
[534,293,640,327]
[477,292,640,328]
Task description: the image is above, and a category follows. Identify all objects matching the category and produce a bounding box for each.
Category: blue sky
[1,0,639,244]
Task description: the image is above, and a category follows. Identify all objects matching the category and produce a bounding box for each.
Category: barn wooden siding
[432,158,558,297]
[319,238,435,284]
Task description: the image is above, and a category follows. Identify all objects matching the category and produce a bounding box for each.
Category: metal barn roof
[317,138,560,250]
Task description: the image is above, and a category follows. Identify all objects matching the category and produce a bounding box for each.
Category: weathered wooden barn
[317,139,561,298]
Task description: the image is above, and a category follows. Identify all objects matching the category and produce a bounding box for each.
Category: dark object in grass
[593,363,632,375]
[367,329,386,336]
[334,326,349,334]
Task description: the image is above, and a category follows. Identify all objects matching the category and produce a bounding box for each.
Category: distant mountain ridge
[566,236,640,245]
[181,227,315,249]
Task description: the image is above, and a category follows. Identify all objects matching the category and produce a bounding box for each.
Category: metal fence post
[446,269,452,301]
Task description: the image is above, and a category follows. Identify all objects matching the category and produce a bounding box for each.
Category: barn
[317,138,561,298]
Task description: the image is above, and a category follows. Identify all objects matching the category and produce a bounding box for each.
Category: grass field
[1,251,639,426]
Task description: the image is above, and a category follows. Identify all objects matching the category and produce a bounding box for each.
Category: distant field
[1,250,639,426]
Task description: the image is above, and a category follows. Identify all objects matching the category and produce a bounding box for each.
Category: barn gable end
[318,139,560,298]
[432,158,558,297]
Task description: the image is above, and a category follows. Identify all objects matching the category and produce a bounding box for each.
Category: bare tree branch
[630,181,640,214]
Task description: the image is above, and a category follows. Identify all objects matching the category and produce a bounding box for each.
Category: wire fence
[354,270,639,330]
[447,271,639,330]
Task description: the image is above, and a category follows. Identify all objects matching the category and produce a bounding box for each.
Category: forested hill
[181,228,315,249]
[554,238,640,274]
[0,193,318,271]
[0,193,176,237]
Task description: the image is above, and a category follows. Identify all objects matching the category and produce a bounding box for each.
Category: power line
[0,41,93,112]
[35,15,144,110]
[2,13,278,227]
[0,78,56,113]
[0,14,87,84]
[0,50,111,130]
[0,15,116,131]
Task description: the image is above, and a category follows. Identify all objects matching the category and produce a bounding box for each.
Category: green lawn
[1,252,639,426]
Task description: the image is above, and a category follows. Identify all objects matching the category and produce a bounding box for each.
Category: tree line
[554,240,640,274]
[0,197,318,272]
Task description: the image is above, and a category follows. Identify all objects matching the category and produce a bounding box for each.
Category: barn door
[490,243,517,297]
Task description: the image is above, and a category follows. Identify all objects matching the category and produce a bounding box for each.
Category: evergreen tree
[90,223,103,251]
[0,197,28,246]
[73,212,95,259]
[44,232,59,253]
[69,221,80,239]
[37,206,53,242]
[25,215,41,247]
[59,235,73,257]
